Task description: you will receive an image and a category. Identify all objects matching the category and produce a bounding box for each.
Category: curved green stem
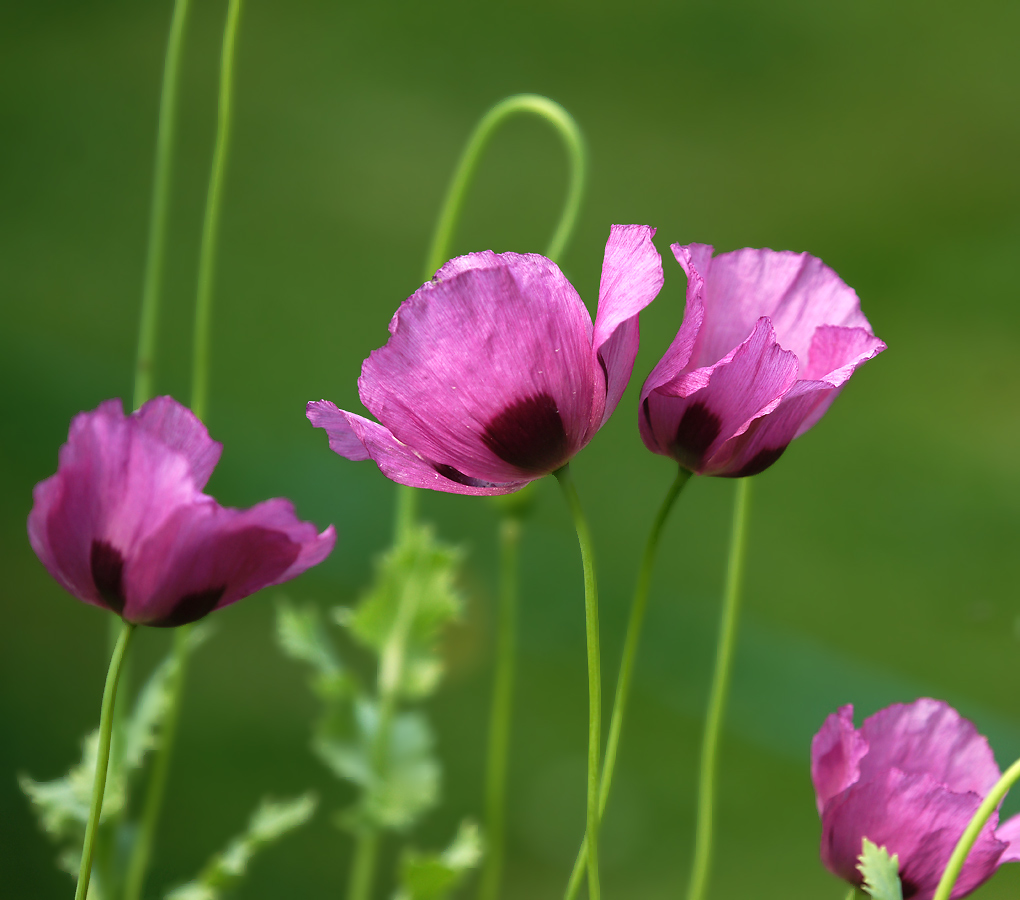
[931,755,1020,900]
[477,516,522,900]
[424,93,586,278]
[190,0,243,422]
[133,0,191,411]
[395,94,588,542]
[687,477,753,900]
[74,621,135,900]
[564,467,693,899]
[554,465,602,900]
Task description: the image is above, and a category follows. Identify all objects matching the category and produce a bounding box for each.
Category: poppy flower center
[670,401,722,470]
[482,392,570,474]
[151,586,227,628]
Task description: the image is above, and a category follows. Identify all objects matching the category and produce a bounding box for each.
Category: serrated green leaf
[275,599,352,700]
[394,820,484,900]
[348,524,464,699]
[164,793,317,900]
[858,838,903,900]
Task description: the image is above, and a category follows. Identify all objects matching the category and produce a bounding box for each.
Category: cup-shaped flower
[812,700,1020,899]
[639,244,886,477]
[307,224,663,494]
[28,397,335,627]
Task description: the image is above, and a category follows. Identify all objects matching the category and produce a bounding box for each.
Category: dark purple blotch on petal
[90,540,126,614]
[433,463,497,489]
[152,586,226,628]
[726,445,788,478]
[671,402,721,471]
[482,393,569,474]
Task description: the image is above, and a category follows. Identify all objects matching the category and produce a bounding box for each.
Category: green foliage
[276,521,465,846]
[858,838,903,900]
[20,623,213,889]
[164,794,318,900]
[394,820,484,900]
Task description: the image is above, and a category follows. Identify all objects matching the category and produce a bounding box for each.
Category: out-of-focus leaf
[124,622,213,772]
[318,699,440,832]
[858,838,903,900]
[20,730,126,841]
[276,599,352,700]
[346,524,464,699]
[164,793,318,900]
[394,820,484,900]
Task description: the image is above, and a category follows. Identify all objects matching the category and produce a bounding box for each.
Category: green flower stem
[477,515,523,900]
[133,0,191,411]
[564,466,693,900]
[74,621,135,900]
[124,8,243,899]
[686,477,753,900]
[554,465,602,900]
[348,553,424,900]
[931,755,1020,900]
[190,0,243,423]
[394,93,588,543]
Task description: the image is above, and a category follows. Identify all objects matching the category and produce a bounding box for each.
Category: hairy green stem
[687,477,753,900]
[133,0,191,411]
[190,0,243,422]
[931,755,1020,900]
[554,465,602,900]
[565,467,693,899]
[477,516,522,900]
[74,621,135,900]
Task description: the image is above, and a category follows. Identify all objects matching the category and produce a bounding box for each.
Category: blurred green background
[2,0,1019,897]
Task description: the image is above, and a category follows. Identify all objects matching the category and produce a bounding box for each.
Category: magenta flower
[28,397,335,627]
[307,224,663,494]
[639,244,886,476]
[812,700,1020,899]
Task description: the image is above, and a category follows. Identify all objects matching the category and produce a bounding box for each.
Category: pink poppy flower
[28,397,335,627]
[812,700,1020,899]
[307,224,663,494]
[640,244,885,476]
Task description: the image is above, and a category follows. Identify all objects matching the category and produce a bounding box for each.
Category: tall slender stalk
[564,466,692,899]
[123,6,244,900]
[554,465,602,900]
[74,621,136,900]
[133,0,191,412]
[931,756,1020,900]
[686,477,753,900]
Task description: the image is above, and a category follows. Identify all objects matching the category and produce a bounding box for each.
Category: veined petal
[641,317,799,471]
[995,814,1020,863]
[307,401,528,496]
[812,705,868,815]
[591,224,663,426]
[359,261,595,483]
[685,246,872,371]
[821,769,1006,900]
[860,699,1002,797]
[134,395,222,489]
[125,498,335,627]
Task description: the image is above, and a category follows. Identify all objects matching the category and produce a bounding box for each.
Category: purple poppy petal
[685,246,871,370]
[994,814,1020,863]
[307,401,528,496]
[821,769,1006,900]
[859,699,1002,797]
[124,498,336,627]
[28,399,202,614]
[591,224,663,426]
[358,260,595,482]
[133,395,222,489]
[812,704,868,815]
[640,317,799,471]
